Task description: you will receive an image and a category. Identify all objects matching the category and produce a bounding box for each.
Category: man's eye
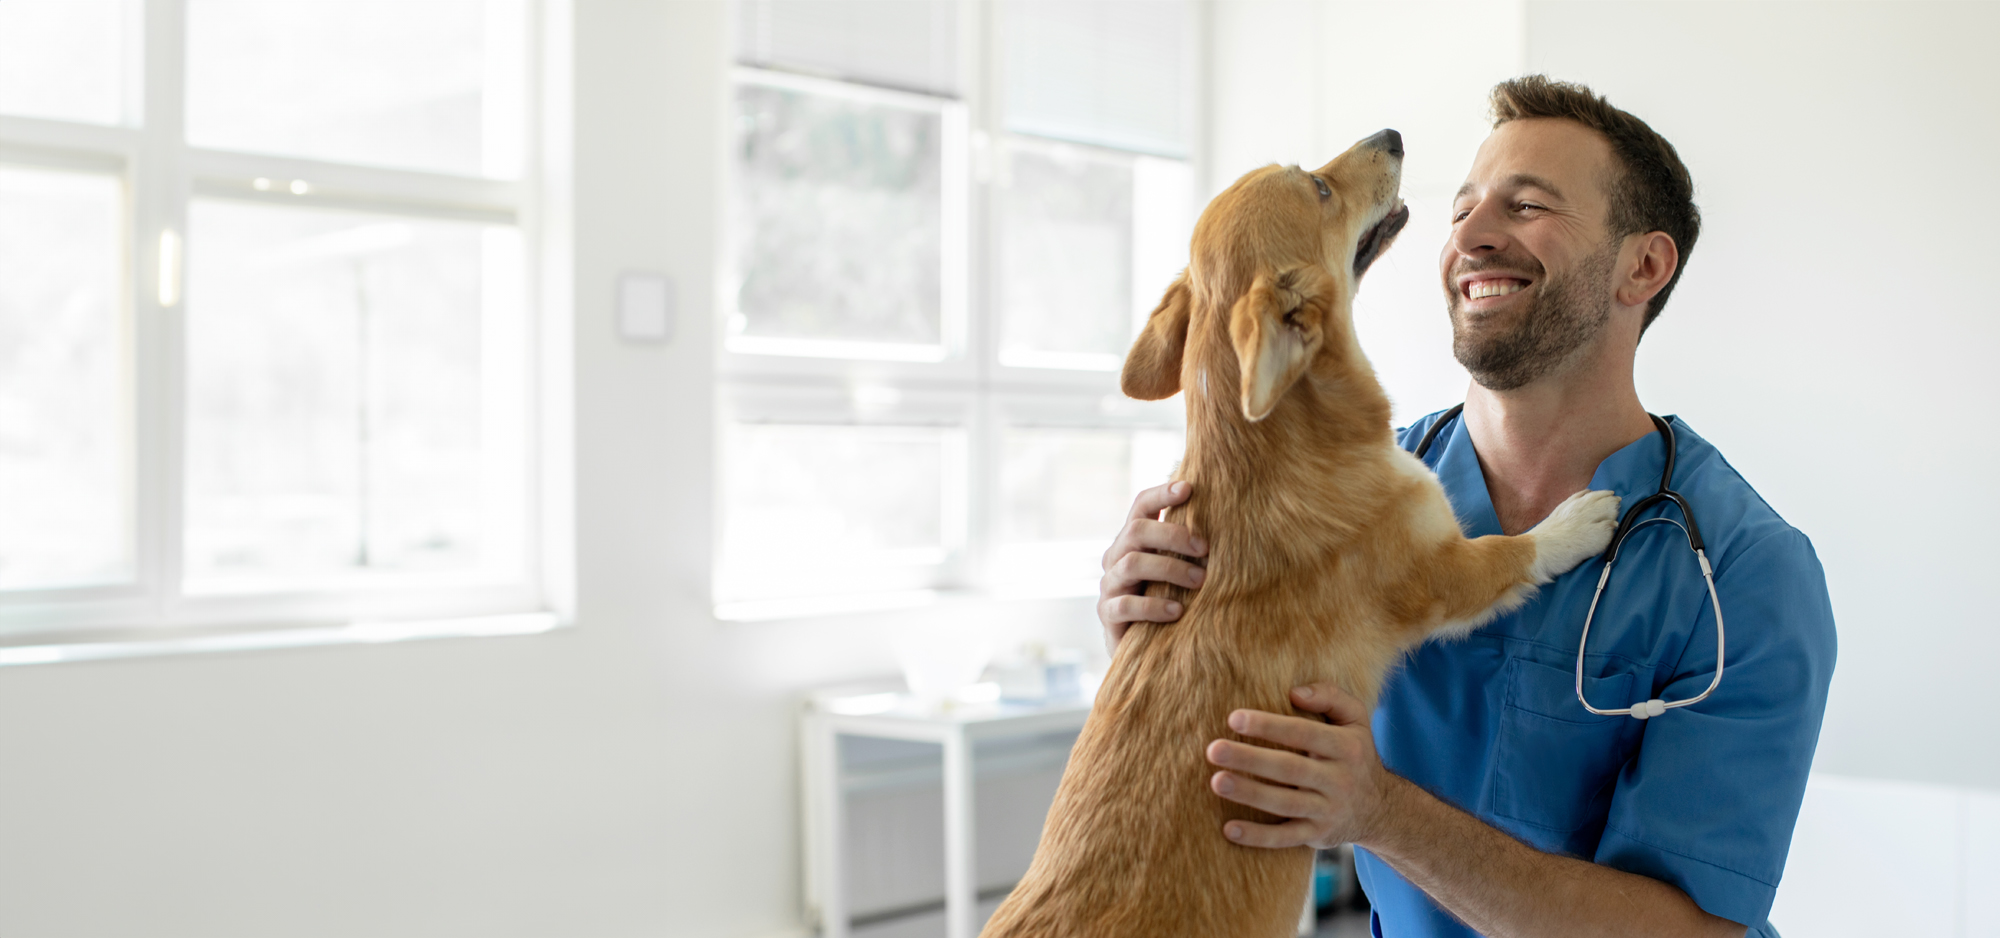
[1515,202,1544,213]
[1452,209,1471,223]
[1314,177,1331,199]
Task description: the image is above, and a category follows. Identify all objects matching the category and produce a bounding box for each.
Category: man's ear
[1228,268,1329,421]
[1121,272,1193,400]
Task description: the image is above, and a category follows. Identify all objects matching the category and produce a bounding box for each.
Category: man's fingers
[1099,594,1184,627]
[1225,710,1360,762]
[1099,481,1205,646]
[1102,518,1208,572]
[1210,769,1325,819]
[1105,551,1206,593]
[1221,816,1320,849]
[1126,479,1194,524]
[1207,737,1324,788]
[1290,683,1371,726]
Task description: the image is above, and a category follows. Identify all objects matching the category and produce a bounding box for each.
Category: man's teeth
[1468,280,1526,300]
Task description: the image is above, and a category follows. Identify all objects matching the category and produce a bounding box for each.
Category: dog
[976,130,1621,938]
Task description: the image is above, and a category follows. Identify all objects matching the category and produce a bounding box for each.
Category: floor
[1312,908,1374,937]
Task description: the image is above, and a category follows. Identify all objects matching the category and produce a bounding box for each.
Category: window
[717,0,1193,618]
[727,71,963,361]
[0,0,544,645]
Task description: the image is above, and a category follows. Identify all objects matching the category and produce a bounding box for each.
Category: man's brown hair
[1490,75,1699,333]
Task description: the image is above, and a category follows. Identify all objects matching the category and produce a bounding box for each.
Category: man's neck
[1462,349,1654,536]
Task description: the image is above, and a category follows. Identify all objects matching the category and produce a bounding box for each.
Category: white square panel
[1967,787,2000,937]
[617,271,674,343]
[1771,774,1960,937]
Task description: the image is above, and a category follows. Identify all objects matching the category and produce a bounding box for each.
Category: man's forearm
[1360,775,1747,938]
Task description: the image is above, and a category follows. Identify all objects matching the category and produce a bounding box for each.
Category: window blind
[735,0,959,98]
[1003,0,1190,158]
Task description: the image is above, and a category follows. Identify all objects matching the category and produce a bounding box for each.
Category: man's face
[1442,118,1623,391]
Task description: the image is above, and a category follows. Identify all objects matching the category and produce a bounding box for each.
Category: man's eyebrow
[1507,174,1566,199]
[1454,174,1568,202]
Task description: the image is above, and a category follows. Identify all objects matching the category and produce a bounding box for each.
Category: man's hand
[1208,685,1747,938]
[1205,682,1394,849]
[1097,480,1208,652]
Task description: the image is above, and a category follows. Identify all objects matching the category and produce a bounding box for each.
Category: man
[1096,76,1836,938]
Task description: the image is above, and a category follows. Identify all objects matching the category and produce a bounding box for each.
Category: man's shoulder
[1667,417,1818,567]
[1670,417,1837,656]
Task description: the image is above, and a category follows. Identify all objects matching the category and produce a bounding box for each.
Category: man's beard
[1446,244,1617,392]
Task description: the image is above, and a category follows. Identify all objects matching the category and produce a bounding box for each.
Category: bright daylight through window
[716,1,1193,619]
[0,0,542,646]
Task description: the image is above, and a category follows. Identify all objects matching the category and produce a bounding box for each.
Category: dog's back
[983,602,1334,937]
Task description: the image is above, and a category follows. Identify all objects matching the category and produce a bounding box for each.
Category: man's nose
[1450,196,1509,256]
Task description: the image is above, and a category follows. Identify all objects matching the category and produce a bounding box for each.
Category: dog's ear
[1121,272,1193,400]
[1229,267,1330,421]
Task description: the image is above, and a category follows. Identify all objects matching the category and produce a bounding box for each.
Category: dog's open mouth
[1353,201,1410,276]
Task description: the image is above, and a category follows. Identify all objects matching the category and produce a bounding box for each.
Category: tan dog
[978,131,1620,938]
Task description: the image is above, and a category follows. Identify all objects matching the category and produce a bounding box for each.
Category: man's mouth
[1466,278,1529,300]
[1458,274,1534,303]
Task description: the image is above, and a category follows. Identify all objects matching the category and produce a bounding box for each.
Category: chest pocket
[1485,656,1644,846]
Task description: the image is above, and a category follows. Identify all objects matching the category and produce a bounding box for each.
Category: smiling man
[1097,76,1836,937]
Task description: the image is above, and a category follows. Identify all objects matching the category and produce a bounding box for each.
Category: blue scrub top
[1355,410,1837,938]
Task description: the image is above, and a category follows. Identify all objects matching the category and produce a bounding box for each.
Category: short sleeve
[1594,528,1837,927]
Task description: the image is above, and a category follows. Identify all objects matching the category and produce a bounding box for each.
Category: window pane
[729,83,945,355]
[0,166,129,589]
[0,0,131,125]
[186,0,526,178]
[993,427,1181,593]
[717,423,957,603]
[184,201,527,592]
[997,145,1133,369]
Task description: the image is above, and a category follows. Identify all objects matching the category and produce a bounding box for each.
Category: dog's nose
[1367,129,1404,158]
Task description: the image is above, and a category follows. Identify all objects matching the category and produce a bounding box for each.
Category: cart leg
[942,726,976,938]
[809,720,849,938]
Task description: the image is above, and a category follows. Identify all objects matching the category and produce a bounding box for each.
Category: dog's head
[1123,130,1409,422]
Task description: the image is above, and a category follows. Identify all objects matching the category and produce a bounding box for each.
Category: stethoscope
[1414,404,1725,720]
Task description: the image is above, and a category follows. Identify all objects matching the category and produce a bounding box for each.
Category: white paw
[1526,489,1621,583]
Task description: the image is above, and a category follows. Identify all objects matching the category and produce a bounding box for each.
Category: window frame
[713,0,1197,620]
[0,0,555,645]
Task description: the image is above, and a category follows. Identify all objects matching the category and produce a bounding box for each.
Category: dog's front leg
[1400,489,1620,640]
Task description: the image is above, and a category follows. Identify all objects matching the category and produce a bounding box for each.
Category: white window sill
[0,612,565,668]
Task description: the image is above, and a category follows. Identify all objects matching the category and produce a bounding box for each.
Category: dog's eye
[1313,177,1332,200]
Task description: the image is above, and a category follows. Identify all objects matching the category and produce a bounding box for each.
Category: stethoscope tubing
[1414,405,1727,721]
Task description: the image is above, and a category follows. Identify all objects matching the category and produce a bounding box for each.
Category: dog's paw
[1525,489,1621,583]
